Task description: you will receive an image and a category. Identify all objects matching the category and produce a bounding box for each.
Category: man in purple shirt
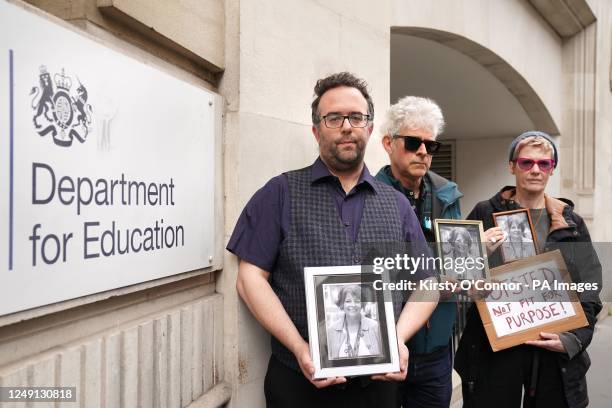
[227,72,438,407]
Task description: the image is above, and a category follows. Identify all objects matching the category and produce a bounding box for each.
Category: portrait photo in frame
[434,219,489,281]
[493,208,539,263]
[304,265,400,379]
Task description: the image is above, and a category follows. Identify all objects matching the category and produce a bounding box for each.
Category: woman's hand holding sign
[525,332,567,353]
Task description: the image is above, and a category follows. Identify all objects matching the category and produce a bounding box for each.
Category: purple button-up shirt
[227,158,431,277]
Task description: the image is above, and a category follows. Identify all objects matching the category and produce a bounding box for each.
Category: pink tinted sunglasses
[514,157,556,172]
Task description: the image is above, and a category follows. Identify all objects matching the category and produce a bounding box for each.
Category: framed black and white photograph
[304,265,400,379]
[434,219,489,281]
[493,209,538,263]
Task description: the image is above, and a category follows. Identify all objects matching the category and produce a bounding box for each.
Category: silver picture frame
[304,265,400,379]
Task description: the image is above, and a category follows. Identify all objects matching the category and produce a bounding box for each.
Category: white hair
[380,96,445,139]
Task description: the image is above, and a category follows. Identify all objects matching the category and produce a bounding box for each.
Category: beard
[320,137,366,172]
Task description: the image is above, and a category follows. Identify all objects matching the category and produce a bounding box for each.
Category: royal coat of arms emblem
[30,65,93,147]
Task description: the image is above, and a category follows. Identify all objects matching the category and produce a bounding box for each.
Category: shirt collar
[382,165,427,198]
[421,174,430,197]
[311,157,379,194]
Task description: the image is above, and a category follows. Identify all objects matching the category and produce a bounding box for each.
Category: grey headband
[508,131,558,168]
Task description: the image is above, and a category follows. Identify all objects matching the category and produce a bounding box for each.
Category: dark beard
[323,145,365,173]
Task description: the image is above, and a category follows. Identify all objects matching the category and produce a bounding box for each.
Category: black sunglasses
[393,135,442,154]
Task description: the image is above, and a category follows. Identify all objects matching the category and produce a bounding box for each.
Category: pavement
[586,314,612,407]
[450,370,462,408]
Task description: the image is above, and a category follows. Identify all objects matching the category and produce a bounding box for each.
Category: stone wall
[0,275,226,408]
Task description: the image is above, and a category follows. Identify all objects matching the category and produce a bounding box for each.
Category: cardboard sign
[476,250,587,351]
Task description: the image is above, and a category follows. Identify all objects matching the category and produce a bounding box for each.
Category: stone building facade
[0,0,610,407]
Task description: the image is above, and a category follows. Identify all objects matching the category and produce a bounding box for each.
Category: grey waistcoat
[270,165,404,370]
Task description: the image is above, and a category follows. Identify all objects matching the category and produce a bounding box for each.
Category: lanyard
[343,316,363,358]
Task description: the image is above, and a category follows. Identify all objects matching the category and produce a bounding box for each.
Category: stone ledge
[187,381,232,408]
[529,0,596,38]
[97,0,224,72]
[0,269,216,329]
[20,0,222,85]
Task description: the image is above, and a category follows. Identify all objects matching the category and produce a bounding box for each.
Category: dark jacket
[455,186,602,408]
[376,167,463,354]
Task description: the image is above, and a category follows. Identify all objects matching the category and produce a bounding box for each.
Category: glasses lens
[348,114,368,128]
[537,160,554,171]
[424,140,442,154]
[402,136,423,151]
[324,114,344,128]
[399,136,441,154]
[516,158,535,170]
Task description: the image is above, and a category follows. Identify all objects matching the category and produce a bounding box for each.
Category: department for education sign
[0,0,217,316]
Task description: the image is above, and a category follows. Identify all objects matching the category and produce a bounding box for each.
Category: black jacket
[455,186,602,408]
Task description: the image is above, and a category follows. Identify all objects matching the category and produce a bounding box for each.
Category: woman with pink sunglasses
[455,131,602,408]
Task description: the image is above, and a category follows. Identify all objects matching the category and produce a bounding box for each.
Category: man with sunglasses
[375,96,463,408]
[228,73,438,408]
[455,131,602,408]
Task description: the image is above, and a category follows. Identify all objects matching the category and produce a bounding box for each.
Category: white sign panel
[485,260,576,337]
[0,0,217,316]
